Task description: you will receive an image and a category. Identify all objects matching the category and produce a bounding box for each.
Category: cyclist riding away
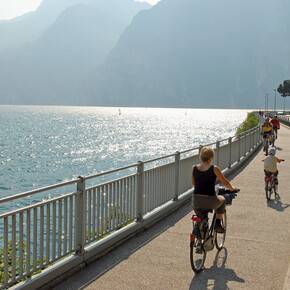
[261,118,273,151]
[191,147,238,233]
[270,115,280,139]
[262,147,284,195]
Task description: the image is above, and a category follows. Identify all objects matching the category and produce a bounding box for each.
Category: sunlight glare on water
[0,105,249,202]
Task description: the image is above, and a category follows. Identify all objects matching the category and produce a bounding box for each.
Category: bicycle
[271,132,275,147]
[265,173,278,201]
[263,134,271,156]
[190,187,239,273]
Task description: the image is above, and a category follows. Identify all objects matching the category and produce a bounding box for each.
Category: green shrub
[236,112,259,135]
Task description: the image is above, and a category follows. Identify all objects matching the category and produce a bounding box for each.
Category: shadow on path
[189,248,245,290]
[53,202,193,290]
[267,198,290,212]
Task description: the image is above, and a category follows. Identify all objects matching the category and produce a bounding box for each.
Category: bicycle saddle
[198,209,213,216]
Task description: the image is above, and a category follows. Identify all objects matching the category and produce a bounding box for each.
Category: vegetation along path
[53,125,290,290]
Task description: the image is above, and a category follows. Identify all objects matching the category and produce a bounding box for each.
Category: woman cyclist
[191,147,238,233]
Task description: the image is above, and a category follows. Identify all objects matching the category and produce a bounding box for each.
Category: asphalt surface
[53,125,290,290]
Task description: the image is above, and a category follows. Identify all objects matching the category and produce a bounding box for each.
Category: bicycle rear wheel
[215,212,227,250]
[190,233,206,273]
[265,180,271,200]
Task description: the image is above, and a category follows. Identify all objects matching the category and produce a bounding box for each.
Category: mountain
[85,0,290,109]
[0,0,86,53]
[0,0,150,105]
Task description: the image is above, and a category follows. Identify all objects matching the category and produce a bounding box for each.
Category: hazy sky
[0,0,161,20]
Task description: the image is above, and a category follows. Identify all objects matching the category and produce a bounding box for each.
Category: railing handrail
[0,125,261,205]
[0,124,263,290]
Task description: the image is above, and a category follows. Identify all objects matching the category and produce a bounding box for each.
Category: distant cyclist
[262,147,284,194]
[261,118,273,151]
[270,115,280,139]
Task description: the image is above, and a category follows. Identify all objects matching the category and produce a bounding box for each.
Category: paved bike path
[53,125,290,290]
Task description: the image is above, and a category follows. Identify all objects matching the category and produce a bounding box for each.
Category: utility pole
[266,93,268,112]
[273,89,277,113]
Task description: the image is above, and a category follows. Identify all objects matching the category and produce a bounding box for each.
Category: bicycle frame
[191,212,217,250]
[265,174,278,200]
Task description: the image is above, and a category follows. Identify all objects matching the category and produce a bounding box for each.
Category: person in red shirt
[270,116,280,139]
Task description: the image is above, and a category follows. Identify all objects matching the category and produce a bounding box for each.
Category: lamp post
[274,89,277,113]
[266,93,268,112]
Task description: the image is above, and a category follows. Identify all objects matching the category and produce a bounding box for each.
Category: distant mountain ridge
[85,0,290,109]
[0,0,289,108]
[0,0,150,105]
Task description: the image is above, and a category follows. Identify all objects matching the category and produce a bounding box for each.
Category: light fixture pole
[266,93,268,112]
[274,89,277,113]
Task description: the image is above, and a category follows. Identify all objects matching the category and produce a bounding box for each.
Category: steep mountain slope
[0,0,150,105]
[86,0,290,108]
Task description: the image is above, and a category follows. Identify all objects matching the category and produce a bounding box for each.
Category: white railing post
[174,151,180,201]
[238,134,241,162]
[75,176,86,255]
[137,161,144,222]
[228,137,232,168]
[216,141,220,166]
[244,132,247,156]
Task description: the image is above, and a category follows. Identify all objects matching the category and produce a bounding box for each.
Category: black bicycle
[271,132,275,147]
[190,187,239,273]
[263,134,270,156]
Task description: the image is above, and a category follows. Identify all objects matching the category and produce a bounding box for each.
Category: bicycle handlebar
[216,186,239,205]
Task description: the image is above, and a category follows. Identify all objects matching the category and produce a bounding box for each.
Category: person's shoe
[215,223,225,233]
[263,147,265,152]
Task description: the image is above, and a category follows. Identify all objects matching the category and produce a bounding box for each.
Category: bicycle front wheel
[215,212,227,250]
[265,139,269,156]
[190,235,206,273]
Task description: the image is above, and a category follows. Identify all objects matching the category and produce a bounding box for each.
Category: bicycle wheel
[265,180,271,200]
[190,233,206,273]
[265,139,269,156]
[215,212,227,250]
[272,134,275,147]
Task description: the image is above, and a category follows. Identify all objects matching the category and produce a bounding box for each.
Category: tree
[277,80,290,112]
[277,80,290,97]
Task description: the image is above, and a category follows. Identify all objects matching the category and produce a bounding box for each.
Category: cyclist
[191,147,238,233]
[270,115,280,139]
[262,147,284,194]
[261,118,273,151]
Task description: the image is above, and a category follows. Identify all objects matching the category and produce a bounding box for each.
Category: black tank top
[193,165,216,196]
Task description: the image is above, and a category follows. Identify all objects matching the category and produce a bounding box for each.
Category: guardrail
[0,126,262,289]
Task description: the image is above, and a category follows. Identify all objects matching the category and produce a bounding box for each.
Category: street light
[274,89,277,113]
[266,93,268,112]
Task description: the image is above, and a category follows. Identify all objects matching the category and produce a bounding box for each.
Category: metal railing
[0,126,262,289]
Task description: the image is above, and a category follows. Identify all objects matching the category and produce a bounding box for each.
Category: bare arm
[214,166,238,191]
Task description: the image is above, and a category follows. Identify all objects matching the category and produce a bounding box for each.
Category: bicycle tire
[272,134,275,147]
[265,138,269,156]
[190,235,206,273]
[215,212,227,250]
[265,180,271,200]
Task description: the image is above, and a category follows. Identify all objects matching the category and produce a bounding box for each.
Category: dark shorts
[192,194,225,216]
[264,169,278,177]
[263,132,271,138]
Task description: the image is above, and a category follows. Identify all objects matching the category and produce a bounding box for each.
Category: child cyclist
[262,147,284,195]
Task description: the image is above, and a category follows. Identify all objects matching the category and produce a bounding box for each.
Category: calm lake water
[0,105,248,212]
